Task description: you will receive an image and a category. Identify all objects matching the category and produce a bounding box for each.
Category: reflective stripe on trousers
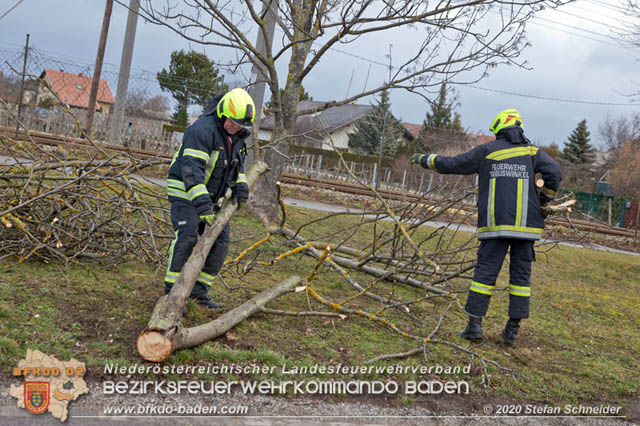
[465,239,534,319]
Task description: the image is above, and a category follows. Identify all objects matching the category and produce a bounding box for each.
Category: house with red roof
[35,69,115,113]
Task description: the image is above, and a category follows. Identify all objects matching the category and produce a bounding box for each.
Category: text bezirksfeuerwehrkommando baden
[103,379,469,395]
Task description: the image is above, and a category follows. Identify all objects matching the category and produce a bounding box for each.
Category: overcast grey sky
[1,0,638,148]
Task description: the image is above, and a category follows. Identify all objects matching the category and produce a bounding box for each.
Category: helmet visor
[229,115,253,128]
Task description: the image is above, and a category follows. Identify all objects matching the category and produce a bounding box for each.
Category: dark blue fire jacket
[166,95,250,215]
[419,126,562,240]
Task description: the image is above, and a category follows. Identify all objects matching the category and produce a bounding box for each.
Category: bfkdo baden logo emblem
[24,382,50,415]
[11,350,88,421]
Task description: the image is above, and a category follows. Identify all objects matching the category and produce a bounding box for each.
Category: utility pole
[375,44,393,189]
[85,0,113,139]
[16,33,29,136]
[109,0,139,146]
[246,0,277,167]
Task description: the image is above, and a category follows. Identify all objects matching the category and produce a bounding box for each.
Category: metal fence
[0,43,191,153]
[284,153,479,203]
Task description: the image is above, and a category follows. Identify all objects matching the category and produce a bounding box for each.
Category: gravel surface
[1,380,636,425]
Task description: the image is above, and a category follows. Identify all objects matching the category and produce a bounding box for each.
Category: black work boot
[502,318,521,345]
[459,316,483,340]
[190,282,224,309]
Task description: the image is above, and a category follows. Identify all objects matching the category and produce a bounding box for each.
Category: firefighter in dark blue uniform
[411,109,562,344]
[164,88,254,308]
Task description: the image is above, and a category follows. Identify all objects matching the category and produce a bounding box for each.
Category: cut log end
[137,330,174,362]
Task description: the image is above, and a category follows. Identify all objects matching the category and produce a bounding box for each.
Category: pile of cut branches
[0,134,172,265]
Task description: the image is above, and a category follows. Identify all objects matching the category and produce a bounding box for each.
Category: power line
[485,6,640,54]
[0,0,25,22]
[533,14,623,43]
[6,33,632,110]
[584,0,628,14]
[526,19,630,50]
[465,85,637,106]
[546,5,628,33]
[15,37,636,110]
[563,1,634,26]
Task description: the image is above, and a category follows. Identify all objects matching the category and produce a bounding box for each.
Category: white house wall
[259,123,355,151]
[258,129,272,142]
[320,123,355,151]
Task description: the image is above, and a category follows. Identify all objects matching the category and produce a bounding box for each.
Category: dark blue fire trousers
[465,238,535,319]
[164,199,230,291]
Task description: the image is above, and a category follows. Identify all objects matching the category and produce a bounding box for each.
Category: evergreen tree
[173,105,189,127]
[417,83,465,152]
[348,90,405,157]
[157,49,228,120]
[562,119,594,164]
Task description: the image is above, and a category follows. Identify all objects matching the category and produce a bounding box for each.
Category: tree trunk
[137,275,301,362]
[248,145,285,226]
[174,275,301,349]
[248,28,312,227]
[137,160,268,361]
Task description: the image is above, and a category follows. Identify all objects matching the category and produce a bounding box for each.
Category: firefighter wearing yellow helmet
[164,88,255,309]
[411,108,562,345]
[490,108,524,135]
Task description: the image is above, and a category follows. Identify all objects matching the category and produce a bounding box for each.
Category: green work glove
[199,212,215,226]
[410,153,425,165]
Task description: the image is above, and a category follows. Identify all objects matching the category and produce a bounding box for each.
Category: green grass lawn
[0,205,638,410]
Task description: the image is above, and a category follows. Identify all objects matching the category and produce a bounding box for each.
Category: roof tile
[43,69,115,110]
[260,100,373,133]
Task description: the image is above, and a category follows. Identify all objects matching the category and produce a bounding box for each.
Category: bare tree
[126,89,171,118]
[619,1,640,45]
[138,0,567,225]
[0,70,21,103]
[610,139,640,201]
[144,94,171,114]
[598,112,640,152]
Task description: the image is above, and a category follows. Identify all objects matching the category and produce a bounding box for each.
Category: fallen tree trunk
[137,275,301,362]
[137,160,268,361]
[174,275,301,350]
